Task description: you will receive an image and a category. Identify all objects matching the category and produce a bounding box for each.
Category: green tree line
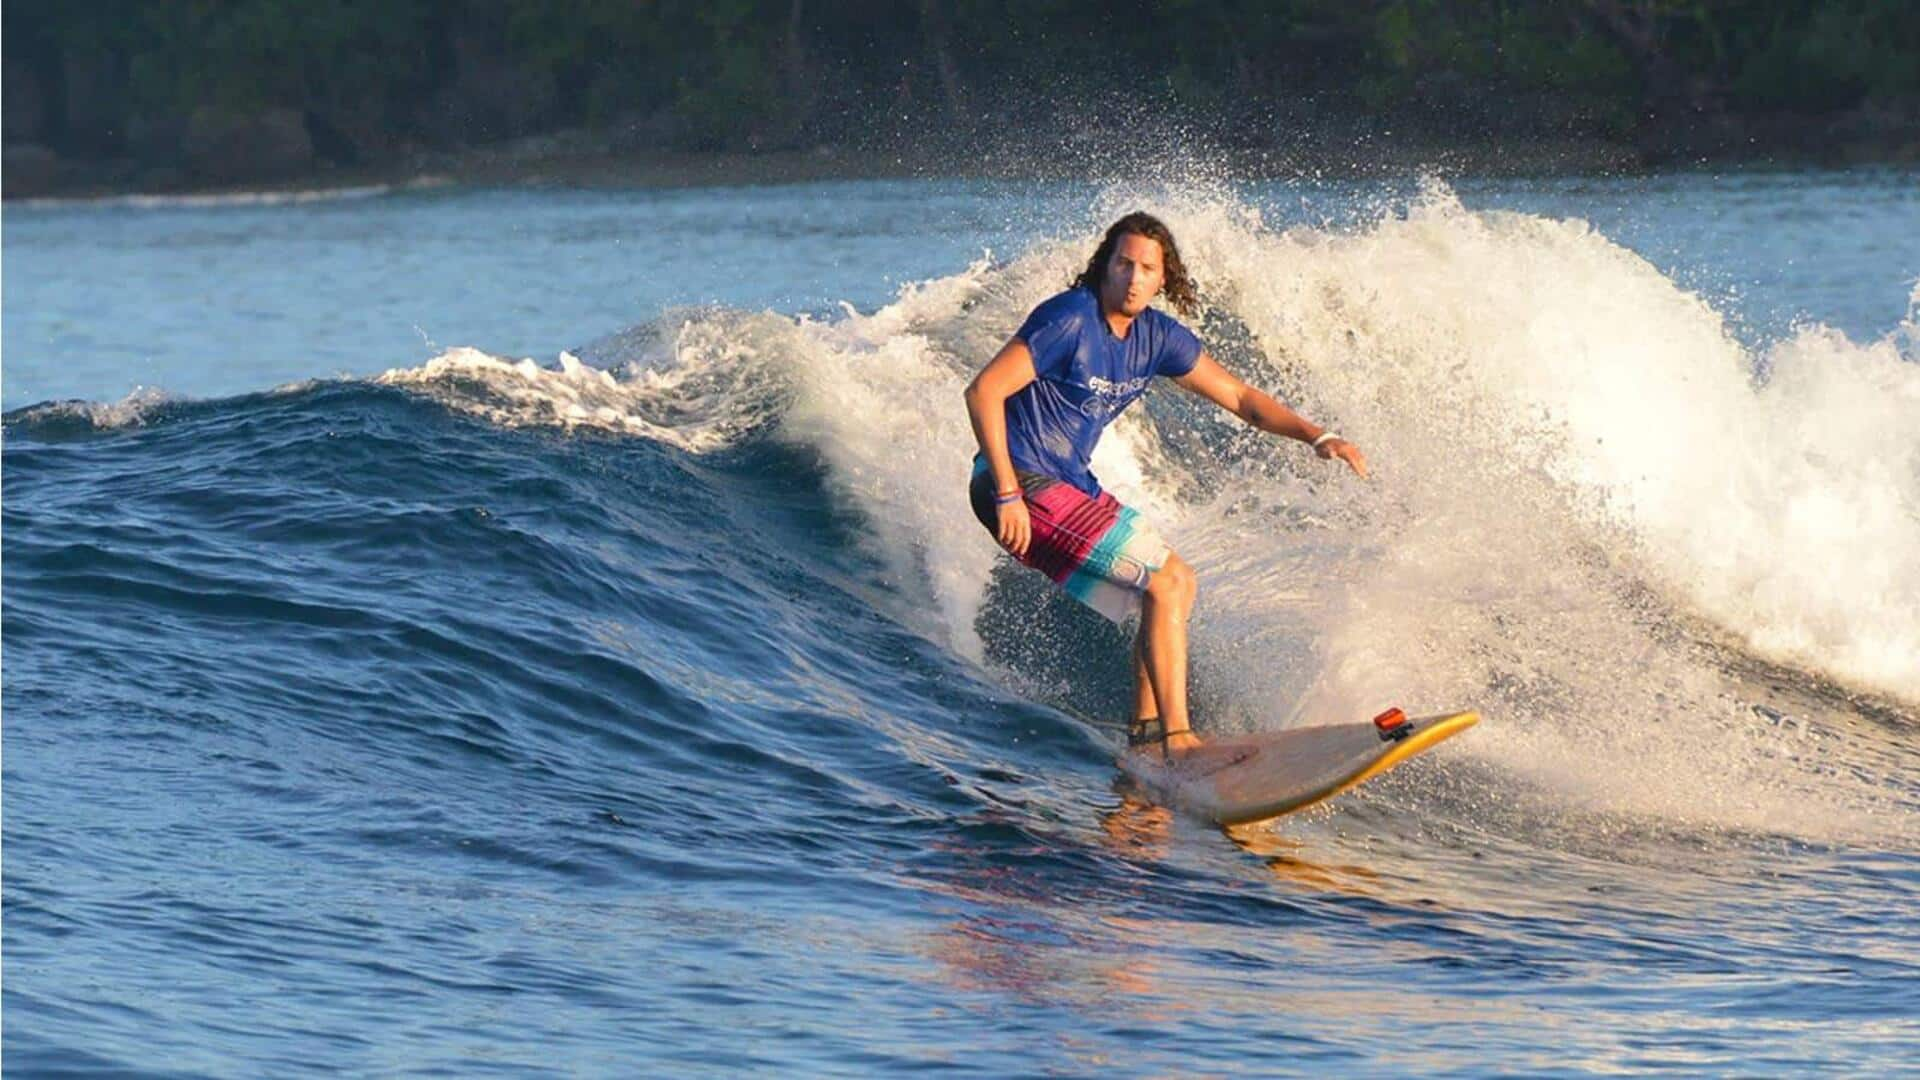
[6,0,1917,163]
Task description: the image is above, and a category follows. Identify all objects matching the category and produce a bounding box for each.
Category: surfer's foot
[1162,728,1202,754]
[1128,717,1202,759]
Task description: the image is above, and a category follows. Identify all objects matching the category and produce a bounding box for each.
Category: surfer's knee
[1146,553,1196,608]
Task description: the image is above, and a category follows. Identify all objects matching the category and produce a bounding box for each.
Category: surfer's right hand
[1319,437,1370,479]
[997,499,1031,560]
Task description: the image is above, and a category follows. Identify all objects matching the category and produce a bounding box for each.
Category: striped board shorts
[969,459,1171,624]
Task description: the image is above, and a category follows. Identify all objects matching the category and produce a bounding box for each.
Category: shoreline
[9,124,1919,204]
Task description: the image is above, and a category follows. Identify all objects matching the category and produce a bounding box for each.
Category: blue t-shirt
[1002,286,1203,494]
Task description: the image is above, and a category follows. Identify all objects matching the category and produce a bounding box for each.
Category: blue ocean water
[6,170,1920,1075]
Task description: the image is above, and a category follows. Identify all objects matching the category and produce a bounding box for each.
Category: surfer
[964,211,1369,757]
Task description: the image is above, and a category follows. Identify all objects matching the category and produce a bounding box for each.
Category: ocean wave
[13,182,1917,846]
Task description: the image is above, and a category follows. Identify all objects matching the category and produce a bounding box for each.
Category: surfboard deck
[1118,710,1478,826]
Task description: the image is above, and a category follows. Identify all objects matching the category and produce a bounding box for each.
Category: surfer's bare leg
[1131,631,1157,724]
[1139,552,1199,751]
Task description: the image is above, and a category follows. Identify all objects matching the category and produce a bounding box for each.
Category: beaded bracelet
[994,490,1024,505]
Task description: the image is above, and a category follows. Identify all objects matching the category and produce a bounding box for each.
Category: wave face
[5,180,1918,1074]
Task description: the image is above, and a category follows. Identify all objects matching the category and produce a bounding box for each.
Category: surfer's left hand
[1319,437,1369,478]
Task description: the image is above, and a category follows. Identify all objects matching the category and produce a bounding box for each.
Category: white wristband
[1311,432,1341,449]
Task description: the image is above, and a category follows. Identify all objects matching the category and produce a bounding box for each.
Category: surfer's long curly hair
[1073,211,1200,319]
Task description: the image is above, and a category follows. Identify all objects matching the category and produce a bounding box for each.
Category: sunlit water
[5,168,1918,1075]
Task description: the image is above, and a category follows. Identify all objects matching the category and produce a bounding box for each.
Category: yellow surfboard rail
[1306,709,1479,811]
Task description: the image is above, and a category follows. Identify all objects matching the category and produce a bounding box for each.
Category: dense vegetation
[6,0,1917,181]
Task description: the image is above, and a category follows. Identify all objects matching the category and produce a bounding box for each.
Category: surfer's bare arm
[1173,353,1369,478]
[965,337,1039,557]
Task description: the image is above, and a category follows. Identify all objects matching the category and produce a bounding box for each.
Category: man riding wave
[964,212,1369,756]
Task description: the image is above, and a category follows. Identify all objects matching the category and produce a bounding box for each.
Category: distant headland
[6,1,1916,199]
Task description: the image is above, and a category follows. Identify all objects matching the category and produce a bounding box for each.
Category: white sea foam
[1145,186,1918,839]
[12,182,411,211]
[5,386,177,430]
[375,319,800,452]
[1191,184,1920,707]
